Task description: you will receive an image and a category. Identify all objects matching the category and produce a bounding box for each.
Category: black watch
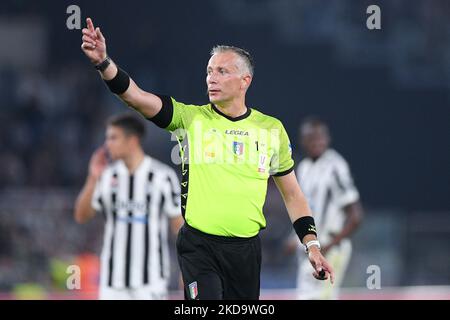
[94,56,111,72]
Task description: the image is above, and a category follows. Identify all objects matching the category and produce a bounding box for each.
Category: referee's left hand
[308,247,335,284]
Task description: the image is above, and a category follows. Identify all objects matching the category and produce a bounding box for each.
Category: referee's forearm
[273,172,314,224]
[96,58,133,103]
[285,195,318,245]
[284,193,312,222]
[96,59,162,119]
[98,59,118,80]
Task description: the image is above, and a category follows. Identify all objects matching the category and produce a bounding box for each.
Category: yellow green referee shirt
[149,95,294,237]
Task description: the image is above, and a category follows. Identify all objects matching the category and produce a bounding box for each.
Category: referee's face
[106,125,132,160]
[206,52,250,105]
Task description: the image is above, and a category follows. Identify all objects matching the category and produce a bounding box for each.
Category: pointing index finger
[86,18,95,32]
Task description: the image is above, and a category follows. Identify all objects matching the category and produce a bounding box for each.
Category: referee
[81,18,334,300]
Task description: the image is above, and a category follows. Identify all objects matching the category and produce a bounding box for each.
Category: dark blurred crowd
[0,64,112,188]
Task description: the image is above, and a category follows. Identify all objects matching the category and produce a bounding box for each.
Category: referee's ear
[241,74,252,91]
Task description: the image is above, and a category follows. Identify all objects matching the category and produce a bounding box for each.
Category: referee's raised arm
[81,17,162,119]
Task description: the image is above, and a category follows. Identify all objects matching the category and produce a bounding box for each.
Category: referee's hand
[89,146,108,179]
[308,247,335,284]
[81,17,107,65]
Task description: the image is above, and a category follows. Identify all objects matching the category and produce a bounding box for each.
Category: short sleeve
[147,95,199,133]
[332,161,360,207]
[162,168,181,218]
[270,121,295,176]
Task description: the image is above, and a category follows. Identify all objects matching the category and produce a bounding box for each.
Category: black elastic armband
[104,67,130,95]
[149,94,174,128]
[293,216,317,242]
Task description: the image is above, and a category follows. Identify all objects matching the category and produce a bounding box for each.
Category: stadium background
[0,0,449,299]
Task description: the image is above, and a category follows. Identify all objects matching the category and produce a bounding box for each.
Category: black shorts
[176,223,261,300]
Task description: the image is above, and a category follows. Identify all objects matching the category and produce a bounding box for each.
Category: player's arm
[321,161,364,254]
[162,167,184,235]
[74,146,108,224]
[170,216,184,236]
[273,171,335,283]
[81,18,162,119]
[74,176,97,224]
[324,201,364,253]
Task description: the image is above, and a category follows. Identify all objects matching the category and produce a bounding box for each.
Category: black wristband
[293,216,317,242]
[104,67,130,95]
[94,56,111,72]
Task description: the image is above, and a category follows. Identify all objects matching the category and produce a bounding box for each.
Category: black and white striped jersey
[92,155,181,289]
[296,149,359,246]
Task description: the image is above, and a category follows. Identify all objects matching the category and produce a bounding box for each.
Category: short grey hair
[210,45,254,76]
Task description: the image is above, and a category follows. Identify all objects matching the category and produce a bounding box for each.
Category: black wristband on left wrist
[293,216,317,243]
